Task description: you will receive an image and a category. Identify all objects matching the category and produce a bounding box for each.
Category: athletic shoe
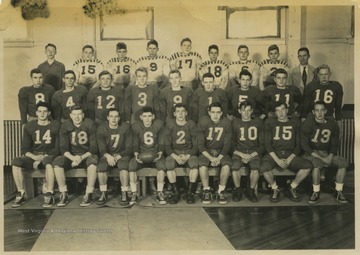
[57,192,69,207]
[169,193,179,204]
[186,192,195,204]
[129,192,138,205]
[217,191,227,205]
[232,187,242,202]
[308,191,320,205]
[156,191,167,205]
[334,190,348,204]
[202,189,212,204]
[12,192,26,208]
[96,191,107,205]
[270,188,280,202]
[285,187,300,202]
[80,193,93,207]
[42,192,55,208]
[245,188,258,202]
[120,191,129,206]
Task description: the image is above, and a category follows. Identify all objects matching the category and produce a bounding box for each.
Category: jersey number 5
[274,126,292,140]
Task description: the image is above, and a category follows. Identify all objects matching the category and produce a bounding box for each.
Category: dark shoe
[245,188,258,202]
[270,189,280,202]
[169,192,179,204]
[156,191,167,205]
[232,187,243,202]
[57,192,69,207]
[120,191,129,206]
[186,192,195,204]
[285,187,300,202]
[308,191,320,205]
[80,193,93,207]
[217,191,228,205]
[42,192,55,208]
[202,189,212,204]
[12,192,26,208]
[129,192,138,205]
[96,191,107,205]
[334,190,348,204]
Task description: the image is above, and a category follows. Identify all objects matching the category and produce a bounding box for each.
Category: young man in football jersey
[38,43,65,91]
[198,44,229,90]
[11,102,60,208]
[52,105,98,207]
[73,45,104,91]
[159,69,193,122]
[229,45,260,88]
[191,72,228,123]
[106,42,136,89]
[136,39,170,89]
[259,44,290,90]
[52,70,88,121]
[301,101,349,204]
[164,103,199,204]
[231,101,265,202]
[96,108,132,206]
[18,68,55,125]
[169,37,202,90]
[262,68,303,118]
[226,69,265,120]
[87,71,125,126]
[125,67,160,123]
[198,102,232,205]
[129,107,166,205]
[260,101,313,202]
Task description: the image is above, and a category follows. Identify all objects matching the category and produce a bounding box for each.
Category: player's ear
[152,114,155,120]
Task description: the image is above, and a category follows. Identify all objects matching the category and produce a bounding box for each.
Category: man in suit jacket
[287,47,315,94]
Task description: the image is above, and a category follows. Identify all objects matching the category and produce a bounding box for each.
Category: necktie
[302,66,307,86]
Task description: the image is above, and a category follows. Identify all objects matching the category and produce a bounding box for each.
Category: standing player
[129,107,166,205]
[18,68,55,125]
[262,69,303,118]
[169,38,202,90]
[260,101,313,202]
[229,45,260,88]
[198,44,229,90]
[231,101,265,202]
[96,108,132,206]
[11,102,60,207]
[52,70,88,121]
[198,102,232,205]
[226,69,265,119]
[52,106,98,207]
[106,42,136,89]
[301,101,348,204]
[73,45,104,90]
[190,73,228,123]
[164,104,199,204]
[87,71,125,126]
[259,44,290,90]
[159,69,193,122]
[124,67,160,123]
[136,40,170,89]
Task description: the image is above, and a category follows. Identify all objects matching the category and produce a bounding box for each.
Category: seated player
[164,103,199,204]
[231,101,265,202]
[73,45,104,90]
[136,39,170,89]
[18,68,55,125]
[159,69,193,122]
[191,72,228,123]
[199,44,229,90]
[129,107,166,205]
[87,71,125,126]
[262,68,303,118]
[96,108,132,206]
[226,69,265,120]
[52,70,88,121]
[260,101,313,202]
[198,102,232,205]
[301,101,349,204]
[11,102,60,208]
[106,42,136,89]
[53,105,98,207]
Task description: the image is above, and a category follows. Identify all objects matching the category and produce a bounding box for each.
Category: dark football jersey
[159,86,193,121]
[132,119,164,153]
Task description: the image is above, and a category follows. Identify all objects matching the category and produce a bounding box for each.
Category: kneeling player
[198,102,232,204]
[301,101,349,204]
[129,107,166,205]
[164,104,199,204]
[231,101,265,202]
[96,108,132,206]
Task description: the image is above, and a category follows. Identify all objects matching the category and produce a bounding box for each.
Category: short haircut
[239,69,253,80]
[98,70,113,79]
[238,100,253,110]
[30,68,42,77]
[180,37,192,46]
[64,70,76,78]
[208,102,222,111]
[298,47,310,55]
[107,108,119,116]
[45,43,56,51]
[70,105,83,112]
[317,64,331,73]
[116,42,127,50]
[208,44,219,53]
[147,39,159,48]
[82,45,94,52]
[273,100,288,111]
[237,44,249,52]
[36,101,51,111]
[274,68,288,77]
[141,106,153,114]
[268,44,279,52]
[169,69,181,77]
[135,67,148,76]
[202,72,215,81]
[173,103,188,112]
[313,100,327,109]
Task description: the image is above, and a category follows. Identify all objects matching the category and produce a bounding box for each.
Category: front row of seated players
[11,100,349,208]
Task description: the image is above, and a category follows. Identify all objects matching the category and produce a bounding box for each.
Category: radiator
[339,118,355,164]
[3,120,23,166]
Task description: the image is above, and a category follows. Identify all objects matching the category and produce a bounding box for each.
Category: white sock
[271,182,278,190]
[335,182,344,191]
[85,186,94,194]
[59,185,68,193]
[313,184,320,192]
[99,185,107,192]
[130,182,137,193]
[157,182,164,192]
[121,186,129,192]
[218,185,226,193]
[291,182,298,189]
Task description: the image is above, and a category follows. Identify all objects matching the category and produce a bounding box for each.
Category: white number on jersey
[207,127,224,141]
[239,126,257,141]
[275,93,290,106]
[311,128,331,143]
[71,131,88,145]
[274,126,292,140]
[111,134,120,149]
[35,93,45,104]
[138,92,147,106]
[34,130,52,144]
[144,131,154,146]
[97,95,116,109]
[315,89,334,104]
[173,95,182,106]
[66,96,75,107]
[176,131,186,144]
